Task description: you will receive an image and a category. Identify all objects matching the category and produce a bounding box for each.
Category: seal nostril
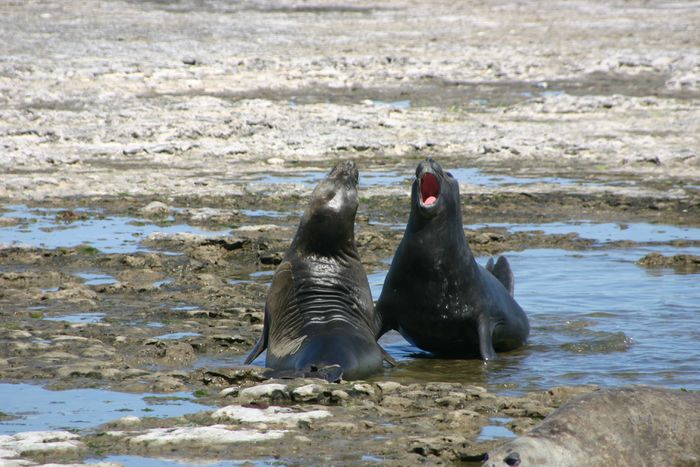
[504,452,521,466]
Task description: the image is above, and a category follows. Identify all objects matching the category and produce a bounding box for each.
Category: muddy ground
[1,0,699,465]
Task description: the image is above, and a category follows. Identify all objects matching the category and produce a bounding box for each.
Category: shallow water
[44,312,106,324]
[0,383,208,434]
[153,332,202,340]
[75,272,118,286]
[375,244,700,393]
[85,455,278,466]
[467,220,700,244]
[0,205,229,253]
[246,167,585,188]
[477,418,517,442]
[448,167,576,187]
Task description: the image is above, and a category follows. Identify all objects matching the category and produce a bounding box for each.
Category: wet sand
[1,0,699,465]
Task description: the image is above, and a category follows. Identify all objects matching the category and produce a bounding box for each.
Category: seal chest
[245,160,389,380]
[377,158,529,360]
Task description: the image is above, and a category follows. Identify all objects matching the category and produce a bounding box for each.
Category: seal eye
[420,173,440,206]
[504,452,521,466]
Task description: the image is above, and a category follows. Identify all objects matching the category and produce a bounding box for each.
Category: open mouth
[420,173,440,206]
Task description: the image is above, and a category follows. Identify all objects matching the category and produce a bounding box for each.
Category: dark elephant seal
[484,386,700,466]
[376,158,529,360]
[245,161,392,380]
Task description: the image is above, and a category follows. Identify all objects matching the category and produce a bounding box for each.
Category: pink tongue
[424,195,437,205]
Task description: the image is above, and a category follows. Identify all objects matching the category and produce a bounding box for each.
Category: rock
[202,366,267,386]
[637,253,700,272]
[410,435,469,459]
[238,383,289,403]
[139,201,172,217]
[127,425,286,448]
[212,405,331,427]
[292,384,324,402]
[351,383,375,396]
[114,416,141,427]
[330,389,349,402]
[381,396,413,409]
[0,431,83,456]
[234,224,286,233]
[376,381,404,394]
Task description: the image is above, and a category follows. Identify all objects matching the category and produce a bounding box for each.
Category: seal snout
[420,172,440,206]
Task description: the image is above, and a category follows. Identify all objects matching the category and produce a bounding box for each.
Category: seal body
[245,161,387,380]
[376,158,529,360]
[484,386,700,466]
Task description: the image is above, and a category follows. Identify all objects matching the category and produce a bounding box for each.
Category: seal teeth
[420,173,440,206]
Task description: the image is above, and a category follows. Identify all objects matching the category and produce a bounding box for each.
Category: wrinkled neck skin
[290,206,359,264]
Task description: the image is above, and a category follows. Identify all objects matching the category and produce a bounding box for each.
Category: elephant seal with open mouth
[245,160,392,380]
[376,158,529,360]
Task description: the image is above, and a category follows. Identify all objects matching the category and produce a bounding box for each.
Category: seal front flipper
[477,314,496,361]
[487,256,515,296]
[244,261,296,365]
[380,346,397,367]
[244,331,267,364]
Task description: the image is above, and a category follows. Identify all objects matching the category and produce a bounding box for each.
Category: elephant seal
[245,160,392,380]
[376,158,529,360]
[484,386,700,466]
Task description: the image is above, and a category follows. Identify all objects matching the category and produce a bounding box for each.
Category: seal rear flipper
[488,256,515,296]
[477,315,496,361]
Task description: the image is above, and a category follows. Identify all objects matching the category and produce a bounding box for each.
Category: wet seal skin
[377,158,529,360]
[483,386,700,467]
[245,160,394,380]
